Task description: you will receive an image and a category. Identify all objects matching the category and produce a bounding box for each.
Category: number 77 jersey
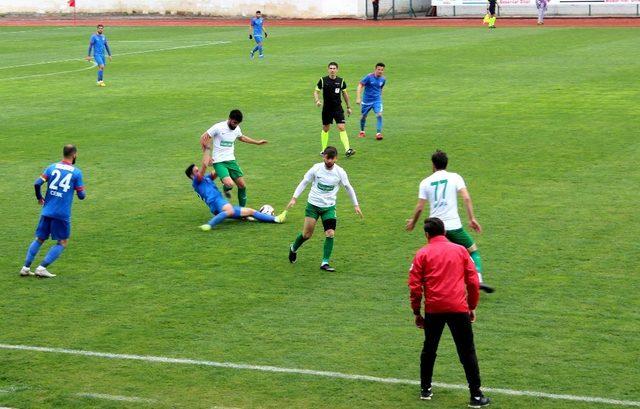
[40,161,85,221]
[418,170,466,231]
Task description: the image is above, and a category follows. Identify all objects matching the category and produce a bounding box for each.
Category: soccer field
[1,24,639,408]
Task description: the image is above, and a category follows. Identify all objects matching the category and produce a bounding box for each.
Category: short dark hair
[63,144,77,158]
[323,146,338,159]
[431,150,448,170]
[328,62,338,68]
[185,164,196,179]
[424,217,445,237]
[97,24,104,28]
[256,10,261,13]
[376,62,385,68]
[229,109,243,123]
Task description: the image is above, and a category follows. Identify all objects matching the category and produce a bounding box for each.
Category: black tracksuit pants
[420,312,482,396]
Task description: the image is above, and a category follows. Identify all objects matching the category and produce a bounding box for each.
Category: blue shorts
[254,35,263,44]
[94,54,106,66]
[208,195,230,215]
[361,101,383,116]
[35,216,71,241]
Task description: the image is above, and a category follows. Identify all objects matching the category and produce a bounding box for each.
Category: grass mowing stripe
[0,62,97,81]
[0,40,230,70]
[76,392,156,403]
[2,343,639,407]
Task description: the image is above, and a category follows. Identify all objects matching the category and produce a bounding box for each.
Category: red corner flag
[68,0,76,7]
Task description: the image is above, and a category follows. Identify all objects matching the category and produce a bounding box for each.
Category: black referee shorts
[322,109,346,125]
[488,0,497,14]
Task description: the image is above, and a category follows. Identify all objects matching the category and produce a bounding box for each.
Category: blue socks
[207,212,229,228]
[376,115,383,133]
[360,116,367,131]
[97,69,103,81]
[258,45,263,56]
[41,244,65,268]
[24,239,43,268]
[252,211,275,223]
[251,45,259,54]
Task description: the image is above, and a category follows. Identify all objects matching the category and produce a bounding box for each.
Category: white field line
[0,27,69,35]
[0,385,28,394]
[0,62,97,82]
[1,344,639,407]
[0,40,230,70]
[76,392,156,403]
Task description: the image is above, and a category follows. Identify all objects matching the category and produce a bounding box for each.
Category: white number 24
[49,170,72,192]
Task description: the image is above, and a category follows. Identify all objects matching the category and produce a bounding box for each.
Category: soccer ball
[259,204,275,216]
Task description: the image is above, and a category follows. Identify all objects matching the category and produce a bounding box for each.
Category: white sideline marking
[0,386,27,394]
[0,40,229,70]
[1,343,639,407]
[0,27,68,35]
[76,392,156,403]
[0,62,97,81]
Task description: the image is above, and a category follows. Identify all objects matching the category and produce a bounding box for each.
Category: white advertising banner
[433,0,640,5]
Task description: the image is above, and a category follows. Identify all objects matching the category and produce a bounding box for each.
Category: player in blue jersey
[249,10,268,59]
[357,62,387,140]
[186,154,286,230]
[20,145,85,278]
[85,24,112,87]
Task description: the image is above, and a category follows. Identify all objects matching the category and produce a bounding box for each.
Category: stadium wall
[436,4,640,16]
[0,0,366,18]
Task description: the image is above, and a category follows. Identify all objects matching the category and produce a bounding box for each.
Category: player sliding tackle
[186,152,286,230]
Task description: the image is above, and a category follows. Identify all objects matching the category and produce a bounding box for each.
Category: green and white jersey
[418,170,467,230]
[206,120,242,163]
[293,163,358,208]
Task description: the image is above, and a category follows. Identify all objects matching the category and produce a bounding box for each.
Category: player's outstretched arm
[239,135,267,145]
[342,90,353,115]
[200,131,212,152]
[34,177,45,205]
[460,188,482,233]
[406,199,426,231]
[356,83,364,105]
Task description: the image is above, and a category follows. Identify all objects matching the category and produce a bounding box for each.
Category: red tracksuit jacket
[408,235,480,314]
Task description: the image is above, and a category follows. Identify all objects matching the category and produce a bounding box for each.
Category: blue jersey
[89,33,110,56]
[251,17,264,36]
[360,73,386,104]
[192,174,226,212]
[40,161,85,221]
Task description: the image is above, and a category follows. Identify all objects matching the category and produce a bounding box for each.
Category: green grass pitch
[1,25,639,408]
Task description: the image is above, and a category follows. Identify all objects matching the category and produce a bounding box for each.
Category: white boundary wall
[0,0,366,18]
[434,0,640,15]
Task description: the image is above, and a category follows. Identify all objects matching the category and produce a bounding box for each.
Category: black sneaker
[420,388,433,400]
[469,395,491,408]
[480,283,495,293]
[320,263,335,272]
[289,246,297,263]
[345,148,356,158]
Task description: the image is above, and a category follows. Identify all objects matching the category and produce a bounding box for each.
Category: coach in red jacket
[408,217,491,408]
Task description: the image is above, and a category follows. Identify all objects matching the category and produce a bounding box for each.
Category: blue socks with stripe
[207,212,229,228]
[376,115,383,133]
[252,211,275,223]
[41,244,65,268]
[24,239,43,268]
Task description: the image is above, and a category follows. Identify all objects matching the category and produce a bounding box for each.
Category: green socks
[322,237,334,264]
[339,130,350,151]
[321,131,329,151]
[292,233,307,252]
[470,250,484,282]
[238,188,247,207]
